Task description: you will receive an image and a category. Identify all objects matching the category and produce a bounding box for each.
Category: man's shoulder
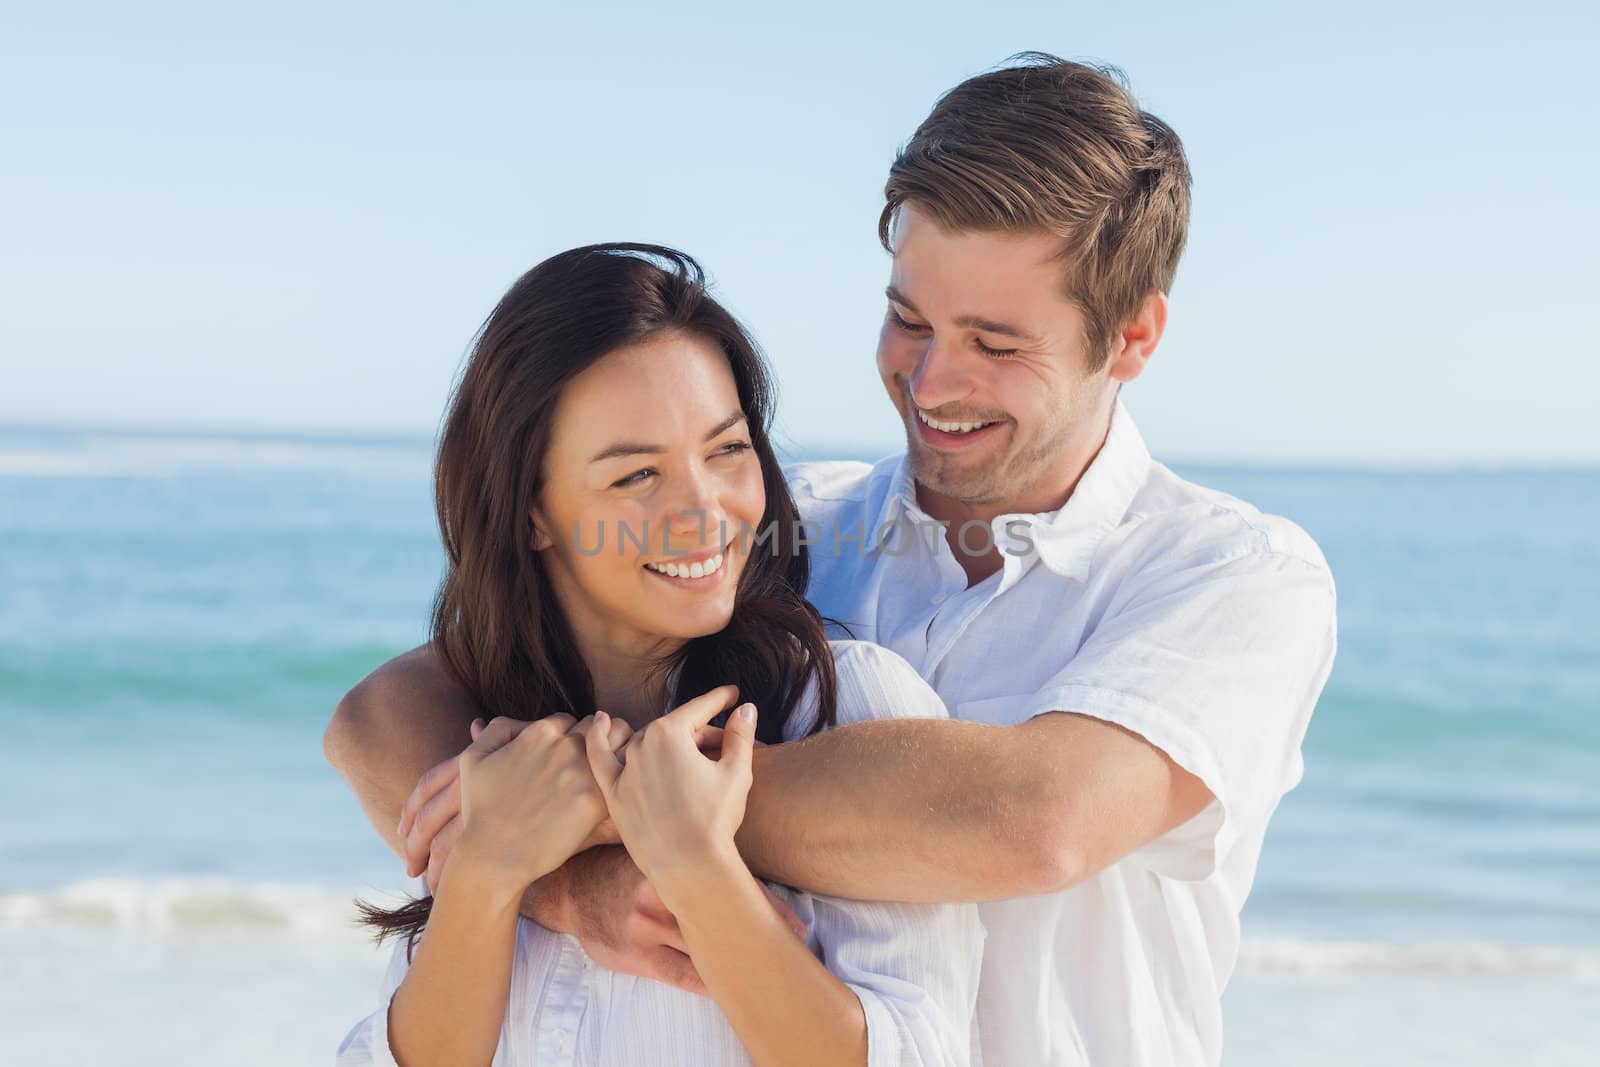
[1121,461,1332,583]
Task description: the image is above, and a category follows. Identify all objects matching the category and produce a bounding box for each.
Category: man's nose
[908,336,974,413]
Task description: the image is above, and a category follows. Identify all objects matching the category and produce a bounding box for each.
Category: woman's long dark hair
[355,244,839,955]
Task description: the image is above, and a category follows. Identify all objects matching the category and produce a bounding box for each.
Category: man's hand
[546,846,808,997]
[399,715,628,891]
[399,711,737,888]
[396,711,808,984]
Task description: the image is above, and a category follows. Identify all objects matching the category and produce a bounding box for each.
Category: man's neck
[914,409,1114,588]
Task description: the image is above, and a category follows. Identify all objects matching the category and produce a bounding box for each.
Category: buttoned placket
[531,935,591,1066]
[924,531,1041,676]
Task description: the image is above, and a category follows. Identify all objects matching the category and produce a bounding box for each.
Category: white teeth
[918,409,992,434]
[645,552,724,580]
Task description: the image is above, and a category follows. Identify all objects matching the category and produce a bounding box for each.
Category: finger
[469,717,486,741]
[576,815,621,851]
[544,712,577,733]
[466,715,529,758]
[404,772,461,877]
[692,724,724,753]
[663,684,742,732]
[398,752,462,839]
[606,715,634,750]
[584,711,624,794]
[424,816,463,896]
[718,703,757,771]
[567,713,599,738]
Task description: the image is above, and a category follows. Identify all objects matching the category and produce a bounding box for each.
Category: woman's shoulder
[780,639,949,741]
[824,638,923,692]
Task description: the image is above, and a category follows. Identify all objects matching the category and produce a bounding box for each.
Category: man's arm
[322,644,482,860]
[322,645,713,993]
[325,648,1203,906]
[739,549,1335,903]
[736,712,1212,902]
[323,645,580,922]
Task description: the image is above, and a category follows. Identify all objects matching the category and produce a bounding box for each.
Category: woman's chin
[670,599,737,638]
[632,591,737,642]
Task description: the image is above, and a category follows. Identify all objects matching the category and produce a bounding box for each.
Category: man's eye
[976,339,1020,359]
[889,309,930,333]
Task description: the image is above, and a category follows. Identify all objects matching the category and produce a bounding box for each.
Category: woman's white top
[336,639,984,1066]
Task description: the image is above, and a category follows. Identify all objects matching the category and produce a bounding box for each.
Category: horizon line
[1,417,1596,476]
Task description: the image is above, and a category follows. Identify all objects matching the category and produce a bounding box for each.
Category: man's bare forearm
[735,711,1213,904]
[323,645,482,857]
[734,717,1062,902]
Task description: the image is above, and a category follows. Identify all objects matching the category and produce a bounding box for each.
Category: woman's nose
[663,472,726,547]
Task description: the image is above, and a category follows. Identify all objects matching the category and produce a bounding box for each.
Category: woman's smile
[642,544,732,586]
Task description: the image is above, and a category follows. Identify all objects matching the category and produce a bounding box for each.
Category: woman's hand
[583,684,757,909]
[452,713,626,899]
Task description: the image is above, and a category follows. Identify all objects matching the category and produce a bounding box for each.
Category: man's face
[876,203,1124,516]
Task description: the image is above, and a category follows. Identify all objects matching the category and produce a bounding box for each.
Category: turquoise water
[2,424,1597,963]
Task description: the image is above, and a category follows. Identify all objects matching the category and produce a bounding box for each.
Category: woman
[336,244,982,1066]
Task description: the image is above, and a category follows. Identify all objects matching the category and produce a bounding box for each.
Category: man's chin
[907,448,1003,505]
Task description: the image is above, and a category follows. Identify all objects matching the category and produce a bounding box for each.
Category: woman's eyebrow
[588,410,747,463]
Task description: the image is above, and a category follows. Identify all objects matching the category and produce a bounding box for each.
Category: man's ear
[1105,289,1168,384]
[528,507,555,552]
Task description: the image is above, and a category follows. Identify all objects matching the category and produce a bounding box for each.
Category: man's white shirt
[786,398,1338,1067]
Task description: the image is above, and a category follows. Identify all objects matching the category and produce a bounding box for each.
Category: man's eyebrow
[886,285,1043,344]
[588,410,748,463]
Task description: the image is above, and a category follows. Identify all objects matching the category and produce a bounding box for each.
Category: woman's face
[533,330,767,660]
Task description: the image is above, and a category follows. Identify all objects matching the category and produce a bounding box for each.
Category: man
[324,53,1336,1066]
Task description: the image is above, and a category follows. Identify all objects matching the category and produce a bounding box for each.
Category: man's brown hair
[880,53,1192,371]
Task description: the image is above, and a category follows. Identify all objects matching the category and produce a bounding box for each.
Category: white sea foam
[1237,937,1600,978]
[5,877,1598,980]
[0,433,432,478]
[0,876,415,938]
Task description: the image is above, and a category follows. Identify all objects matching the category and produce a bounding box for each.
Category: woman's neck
[574,631,685,730]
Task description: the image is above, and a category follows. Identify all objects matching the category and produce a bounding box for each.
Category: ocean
[2,423,1595,1065]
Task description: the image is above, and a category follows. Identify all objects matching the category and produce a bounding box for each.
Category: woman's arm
[662,845,869,1067]
[585,692,883,1067]
[666,643,980,1067]
[339,714,612,1066]
[383,852,522,1067]
[335,859,520,1067]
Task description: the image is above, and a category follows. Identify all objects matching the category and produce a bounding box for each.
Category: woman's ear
[528,507,555,552]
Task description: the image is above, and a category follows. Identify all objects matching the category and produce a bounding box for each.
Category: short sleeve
[804,892,984,1067]
[334,922,417,1066]
[783,639,949,740]
[1033,549,1337,880]
[780,639,983,1066]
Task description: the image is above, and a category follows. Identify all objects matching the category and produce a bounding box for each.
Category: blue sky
[3,1,1595,466]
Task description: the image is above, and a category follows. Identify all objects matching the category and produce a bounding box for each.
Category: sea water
[1,424,1595,1064]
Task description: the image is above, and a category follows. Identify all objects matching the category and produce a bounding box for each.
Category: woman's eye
[612,468,655,488]
[715,440,752,458]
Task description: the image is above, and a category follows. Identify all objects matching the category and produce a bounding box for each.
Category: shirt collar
[872,398,1151,582]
